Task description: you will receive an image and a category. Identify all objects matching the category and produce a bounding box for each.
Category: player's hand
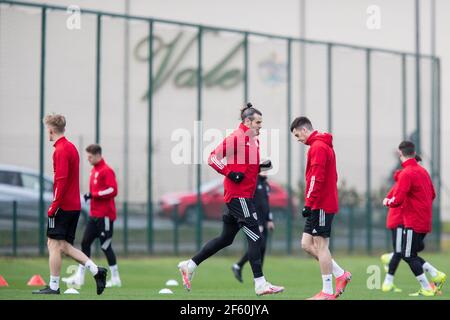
[47,206,57,217]
[227,171,245,183]
[302,206,312,218]
[267,221,275,231]
[382,198,389,207]
[83,192,92,202]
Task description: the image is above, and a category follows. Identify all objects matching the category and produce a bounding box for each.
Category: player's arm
[91,170,118,199]
[304,146,327,209]
[208,135,233,176]
[48,151,69,217]
[208,135,244,183]
[386,173,411,208]
[383,185,396,206]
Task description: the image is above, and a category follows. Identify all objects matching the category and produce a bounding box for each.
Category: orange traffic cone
[27,275,46,286]
[0,275,8,287]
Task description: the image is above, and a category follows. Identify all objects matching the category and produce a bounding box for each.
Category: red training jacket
[304,131,339,213]
[386,158,435,233]
[385,169,403,229]
[89,158,118,221]
[48,136,81,216]
[208,123,260,203]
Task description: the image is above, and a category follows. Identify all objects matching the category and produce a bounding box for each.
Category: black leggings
[389,227,427,277]
[237,227,268,269]
[81,217,117,266]
[192,214,264,278]
[402,229,426,277]
[388,227,403,276]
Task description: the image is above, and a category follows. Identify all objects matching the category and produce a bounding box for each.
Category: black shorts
[83,217,114,250]
[303,209,334,238]
[47,209,80,245]
[402,228,426,258]
[390,225,404,253]
[224,198,259,228]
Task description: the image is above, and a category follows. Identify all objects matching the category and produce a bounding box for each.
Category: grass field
[0,253,449,300]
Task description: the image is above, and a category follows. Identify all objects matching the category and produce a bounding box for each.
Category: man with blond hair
[33,114,107,295]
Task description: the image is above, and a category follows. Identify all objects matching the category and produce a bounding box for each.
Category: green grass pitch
[0,253,449,300]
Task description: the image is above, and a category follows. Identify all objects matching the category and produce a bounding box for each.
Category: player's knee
[101,245,111,253]
[301,240,313,253]
[47,238,60,251]
[59,241,70,254]
[260,242,266,252]
[222,236,234,247]
[401,254,412,263]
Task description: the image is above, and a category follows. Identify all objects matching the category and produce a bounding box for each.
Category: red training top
[304,131,339,213]
[387,158,435,233]
[48,136,81,216]
[385,169,403,229]
[208,123,260,203]
[89,158,118,221]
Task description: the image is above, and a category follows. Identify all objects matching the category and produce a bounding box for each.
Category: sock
[332,259,345,278]
[383,273,394,285]
[233,263,240,270]
[50,275,59,291]
[78,264,85,279]
[322,274,333,295]
[187,259,197,272]
[110,264,120,279]
[85,259,99,276]
[386,252,394,261]
[254,276,266,288]
[423,262,438,278]
[416,273,432,290]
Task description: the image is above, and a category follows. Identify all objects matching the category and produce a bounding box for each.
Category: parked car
[158,179,295,224]
[0,164,88,221]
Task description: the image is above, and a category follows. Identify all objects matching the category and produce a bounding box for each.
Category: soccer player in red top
[383,141,446,296]
[381,157,443,293]
[62,144,121,288]
[380,168,405,292]
[33,114,107,295]
[178,103,284,296]
[290,117,351,300]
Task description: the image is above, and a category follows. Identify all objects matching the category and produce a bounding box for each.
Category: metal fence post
[327,43,333,133]
[286,39,293,254]
[173,204,179,256]
[365,49,372,255]
[348,206,354,254]
[147,20,154,254]
[243,32,249,103]
[435,58,442,251]
[38,7,47,256]
[327,43,333,252]
[415,0,421,154]
[196,26,203,251]
[401,54,407,140]
[12,201,17,256]
[123,201,128,255]
[95,14,102,144]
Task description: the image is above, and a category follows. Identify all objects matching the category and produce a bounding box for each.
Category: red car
[158,179,295,223]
